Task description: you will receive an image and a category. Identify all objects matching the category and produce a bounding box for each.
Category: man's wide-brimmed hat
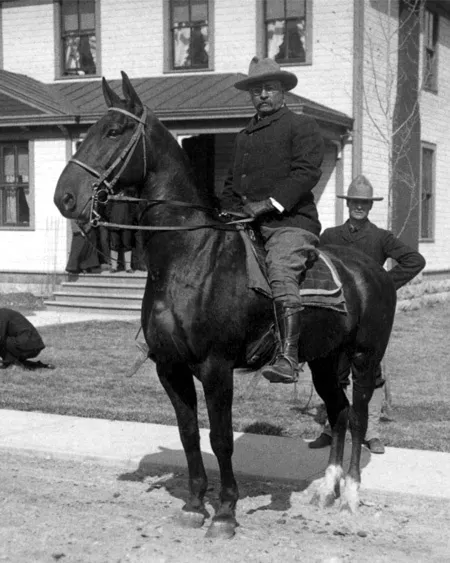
[234,57,298,92]
[337,174,383,201]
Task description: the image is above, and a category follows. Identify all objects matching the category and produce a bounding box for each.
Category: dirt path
[1,450,449,563]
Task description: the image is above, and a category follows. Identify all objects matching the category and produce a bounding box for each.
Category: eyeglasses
[250,85,281,96]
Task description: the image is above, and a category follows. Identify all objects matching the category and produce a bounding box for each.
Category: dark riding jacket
[220,106,324,235]
[320,220,426,289]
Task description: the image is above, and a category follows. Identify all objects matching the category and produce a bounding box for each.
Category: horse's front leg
[157,362,208,528]
[199,357,238,539]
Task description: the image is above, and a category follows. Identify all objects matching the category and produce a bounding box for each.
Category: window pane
[3,148,15,183]
[18,187,30,225]
[190,25,209,66]
[62,0,79,32]
[63,33,96,75]
[173,25,191,67]
[267,20,285,59]
[286,0,304,18]
[5,187,17,224]
[80,0,95,30]
[191,0,208,22]
[172,0,189,24]
[265,0,285,21]
[280,18,306,61]
[17,147,29,183]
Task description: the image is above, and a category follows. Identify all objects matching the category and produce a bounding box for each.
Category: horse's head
[54,71,149,222]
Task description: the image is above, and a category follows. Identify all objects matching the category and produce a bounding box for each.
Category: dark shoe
[109,268,118,274]
[364,438,385,454]
[126,268,134,274]
[261,305,302,384]
[308,433,332,449]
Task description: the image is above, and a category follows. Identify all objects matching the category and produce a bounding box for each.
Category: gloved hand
[242,198,274,218]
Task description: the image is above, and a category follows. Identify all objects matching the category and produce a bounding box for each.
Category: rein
[70,106,253,232]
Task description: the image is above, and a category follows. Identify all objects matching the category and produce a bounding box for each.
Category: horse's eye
[107,128,121,138]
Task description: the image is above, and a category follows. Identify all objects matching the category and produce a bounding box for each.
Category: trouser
[109,229,133,252]
[259,226,319,308]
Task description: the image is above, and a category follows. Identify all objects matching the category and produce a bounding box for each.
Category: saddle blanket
[240,230,347,314]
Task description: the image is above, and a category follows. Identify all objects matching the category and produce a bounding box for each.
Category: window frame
[423,8,439,93]
[0,140,34,231]
[164,0,215,73]
[419,142,436,242]
[257,0,312,66]
[54,0,101,80]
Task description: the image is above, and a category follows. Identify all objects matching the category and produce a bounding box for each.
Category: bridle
[69,106,252,231]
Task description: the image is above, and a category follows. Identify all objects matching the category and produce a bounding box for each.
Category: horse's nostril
[62,192,76,211]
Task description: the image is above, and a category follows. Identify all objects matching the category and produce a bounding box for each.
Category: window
[423,9,438,92]
[0,143,30,228]
[60,0,97,77]
[420,144,435,240]
[264,0,310,64]
[170,0,210,70]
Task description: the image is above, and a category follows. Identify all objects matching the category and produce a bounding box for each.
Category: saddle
[241,227,347,369]
[240,227,347,312]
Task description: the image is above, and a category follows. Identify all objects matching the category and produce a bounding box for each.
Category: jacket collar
[341,219,372,242]
[246,105,290,133]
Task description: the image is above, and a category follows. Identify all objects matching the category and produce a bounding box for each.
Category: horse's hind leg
[199,358,238,539]
[341,356,373,513]
[157,362,208,528]
[309,353,350,508]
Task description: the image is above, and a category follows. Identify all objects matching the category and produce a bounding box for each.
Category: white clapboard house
[0,0,449,300]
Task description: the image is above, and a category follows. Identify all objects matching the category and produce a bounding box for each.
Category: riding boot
[261,303,302,384]
[110,250,119,273]
[124,250,134,274]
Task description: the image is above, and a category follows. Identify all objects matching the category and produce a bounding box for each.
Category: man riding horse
[220,57,325,385]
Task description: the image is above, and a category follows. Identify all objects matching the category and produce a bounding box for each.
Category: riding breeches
[260,226,319,308]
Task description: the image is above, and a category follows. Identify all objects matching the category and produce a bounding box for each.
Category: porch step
[44,271,146,315]
[43,300,141,316]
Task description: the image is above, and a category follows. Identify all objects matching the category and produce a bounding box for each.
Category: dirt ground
[0,451,449,563]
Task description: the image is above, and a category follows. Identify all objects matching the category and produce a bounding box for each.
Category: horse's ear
[121,71,143,115]
[102,77,122,108]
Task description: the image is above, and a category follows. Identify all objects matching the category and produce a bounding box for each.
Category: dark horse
[54,72,396,539]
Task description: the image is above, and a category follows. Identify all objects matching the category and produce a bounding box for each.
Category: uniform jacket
[320,220,426,289]
[220,106,325,235]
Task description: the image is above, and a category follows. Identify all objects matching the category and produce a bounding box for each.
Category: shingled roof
[0,70,352,129]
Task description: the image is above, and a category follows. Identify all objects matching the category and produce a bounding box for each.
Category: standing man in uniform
[309,174,426,453]
[220,56,325,384]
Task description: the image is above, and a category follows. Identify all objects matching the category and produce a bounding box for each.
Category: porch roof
[0,70,352,131]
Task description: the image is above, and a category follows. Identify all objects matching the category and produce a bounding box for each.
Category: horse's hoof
[178,510,206,529]
[310,491,336,508]
[205,516,237,539]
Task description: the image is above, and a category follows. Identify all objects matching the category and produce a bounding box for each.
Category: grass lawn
[0,298,448,452]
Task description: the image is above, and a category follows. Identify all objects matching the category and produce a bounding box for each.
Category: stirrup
[260,354,299,384]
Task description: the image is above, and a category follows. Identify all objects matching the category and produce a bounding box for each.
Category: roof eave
[0,115,79,128]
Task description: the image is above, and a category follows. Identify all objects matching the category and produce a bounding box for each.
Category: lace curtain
[173,23,209,68]
[267,18,306,62]
[64,34,97,75]
[2,147,30,226]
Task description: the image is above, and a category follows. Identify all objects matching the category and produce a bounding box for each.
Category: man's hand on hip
[242,198,275,218]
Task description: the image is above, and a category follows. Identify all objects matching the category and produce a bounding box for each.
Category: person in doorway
[220,56,324,384]
[66,219,101,275]
[107,186,137,274]
[0,308,55,370]
[309,174,426,454]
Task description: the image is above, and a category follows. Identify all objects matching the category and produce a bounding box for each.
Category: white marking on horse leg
[311,464,343,508]
[340,474,360,513]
